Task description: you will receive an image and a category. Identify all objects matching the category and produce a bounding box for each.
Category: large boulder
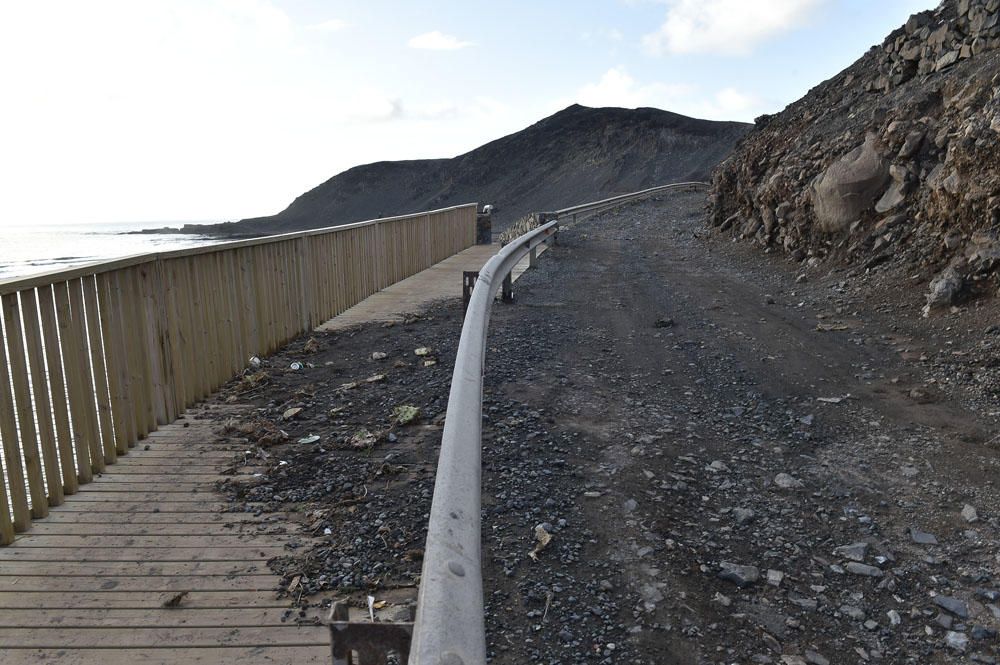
[811,137,890,233]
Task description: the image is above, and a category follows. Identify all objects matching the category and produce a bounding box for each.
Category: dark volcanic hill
[191,104,749,237]
[710,0,1000,313]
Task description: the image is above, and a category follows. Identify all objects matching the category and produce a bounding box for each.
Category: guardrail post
[501,272,513,302]
[462,271,478,312]
[528,246,537,268]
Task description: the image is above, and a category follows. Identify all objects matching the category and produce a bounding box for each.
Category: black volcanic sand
[208,190,1000,663]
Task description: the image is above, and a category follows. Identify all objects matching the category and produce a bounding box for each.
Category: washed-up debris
[654,317,674,328]
[528,523,552,561]
[817,395,849,404]
[816,322,849,332]
[223,417,288,447]
[422,359,437,367]
[367,595,376,622]
[237,370,269,393]
[392,405,421,426]
[297,434,320,444]
[349,429,377,449]
[414,347,432,356]
[371,351,388,360]
[289,361,304,371]
[303,337,320,354]
[339,381,359,391]
[248,356,262,369]
[282,407,303,420]
[365,374,386,383]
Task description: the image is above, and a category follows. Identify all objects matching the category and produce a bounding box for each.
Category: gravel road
[212,190,1000,664]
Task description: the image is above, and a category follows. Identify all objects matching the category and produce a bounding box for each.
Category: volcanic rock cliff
[710,0,1000,313]
[196,104,749,237]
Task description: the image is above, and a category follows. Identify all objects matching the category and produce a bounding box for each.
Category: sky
[0,0,937,226]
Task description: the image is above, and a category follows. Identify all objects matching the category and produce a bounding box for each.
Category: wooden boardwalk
[0,405,330,664]
[0,240,546,663]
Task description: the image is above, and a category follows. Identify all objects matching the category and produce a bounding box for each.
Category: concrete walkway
[316,241,545,332]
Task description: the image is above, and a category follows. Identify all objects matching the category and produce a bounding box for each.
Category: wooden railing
[0,204,477,544]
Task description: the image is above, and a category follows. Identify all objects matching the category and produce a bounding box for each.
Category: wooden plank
[10,535,285,548]
[16,523,276,537]
[0,574,277,592]
[20,288,65,507]
[1,646,331,665]
[0,302,31,533]
[0,607,317,628]
[37,284,78,495]
[82,275,117,465]
[2,291,49,519]
[0,560,271,576]
[64,278,102,477]
[26,502,238,513]
[0,589,291,609]
[0,625,328,648]
[104,272,136,451]
[38,511,276,525]
[0,546,285,562]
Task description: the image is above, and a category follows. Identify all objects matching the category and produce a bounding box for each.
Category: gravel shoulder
[208,190,1000,664]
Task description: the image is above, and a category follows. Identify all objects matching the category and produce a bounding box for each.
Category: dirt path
[479,190,1000,664]
[212,190,1000,664]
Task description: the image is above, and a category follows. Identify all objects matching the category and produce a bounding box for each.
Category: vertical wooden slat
[161,260,186,417]
[99,273,132,454]
[82,276,116,466]
[0,306,31,531]
[120,269,151,440]
[2,292,48,519]
[38,285,77,493]
[19,289,64,507]
[54,281,92,483]
[67,278,104,475]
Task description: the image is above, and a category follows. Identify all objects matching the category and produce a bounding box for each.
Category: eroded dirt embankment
[210,191,1000,664]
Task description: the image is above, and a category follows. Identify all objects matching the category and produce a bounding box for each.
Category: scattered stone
[774,473,804,489]
[733,507,756,525]
[718,562,760,588]
[935,595,970,618]
[945,630,970,652]
[910,527,938,544]
[845,562,883,577]
[766,569,785,587]
[962,504,980,523]
[834,542,869,562]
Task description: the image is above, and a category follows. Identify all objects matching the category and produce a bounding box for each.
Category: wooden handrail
[0,203,478,544]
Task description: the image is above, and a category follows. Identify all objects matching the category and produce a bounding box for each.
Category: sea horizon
[0,220,225,281]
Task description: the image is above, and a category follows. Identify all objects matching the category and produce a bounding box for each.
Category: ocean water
[0,222,220,281]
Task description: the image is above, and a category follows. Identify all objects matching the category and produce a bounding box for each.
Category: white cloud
[307,19,348,32]
[577,67,694,109]
[573,68,766,121]
[407,30,474,50]
[642,0,824,56]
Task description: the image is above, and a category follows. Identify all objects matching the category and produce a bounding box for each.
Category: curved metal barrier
[554,181,708,222]
[408,181,708,665]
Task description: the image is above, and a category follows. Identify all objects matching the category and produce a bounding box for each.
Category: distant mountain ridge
[186,104,750,238]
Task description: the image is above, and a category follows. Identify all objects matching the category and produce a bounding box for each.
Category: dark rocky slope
[710,0,1000,314]
[193,105,748,237]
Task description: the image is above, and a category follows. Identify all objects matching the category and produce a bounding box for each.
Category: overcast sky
[0,0,935,226]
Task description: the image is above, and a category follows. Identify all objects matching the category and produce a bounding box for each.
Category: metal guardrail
[553,181,708,223]
[402,182,709,665]
[408,219,559,665]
